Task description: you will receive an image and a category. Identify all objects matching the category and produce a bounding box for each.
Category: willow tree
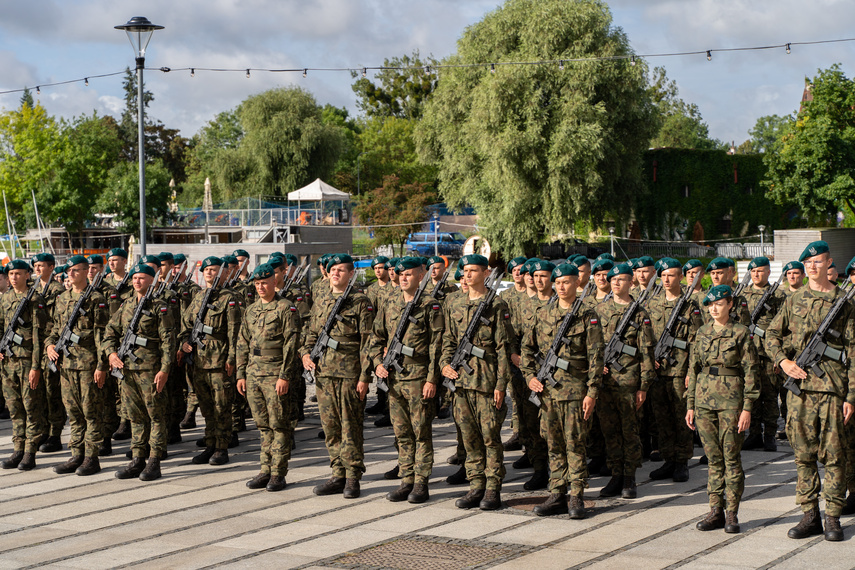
[416,0,658,256]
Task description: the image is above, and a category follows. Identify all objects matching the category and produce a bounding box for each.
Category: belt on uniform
[403,355,429,366]
[330,335,358,346]
[205,333,228,342]
[252,348,282,357]
[702,366,741,376]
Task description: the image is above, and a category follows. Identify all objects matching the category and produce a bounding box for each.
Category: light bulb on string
[84,78,89,86]
[190,68,195,77]
[246,69,250,78]
[303,69,307,78]
[559,60,564,71]
[786,43,791,54]
[630,55,636,66]
[362,68,367,77]
[706,50,712,61]
[36,86,40,94]
[490,63,495,74]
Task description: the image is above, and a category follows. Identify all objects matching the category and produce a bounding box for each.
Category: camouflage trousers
[786,391,847,517]
[43,368,66,437]
[316,376,365,480]
[540,396,589,496]
[649,375,694,463]
[289,373,307,430]
[454,388,507,491]
[748,358,779,437]
[167,364,186,432]
[389,378,436,484]
[695,407,744,512]
[101,375,121,440]
[246,375,294,477]
[597,385,642,476]
[512,367,548,472]
[2,358,47,453]
[587,411,606,460]
[508,367,524,434]
[59,368,104,458]
[121,369,169,458]
[190,367,234,450]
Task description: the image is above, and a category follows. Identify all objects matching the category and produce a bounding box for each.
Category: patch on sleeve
[290,305,297,312]
[170,298,178,304]
[590,317,599,325]
[228,301,236,307]
[296,296,303,302]
[432,304,441,311]
[643,318,650,325]
[503,312,511,319]
[110,294,118,300]
[366,305,374,312]
[38,304,44,309]
[693,309,701,315]
[160,306,168,313]
[98,303,106,309]
[741,301,747,307]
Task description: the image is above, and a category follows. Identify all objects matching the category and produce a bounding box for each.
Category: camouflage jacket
[646,289,704,377]
[729,293,752,327]
[582,290,610,312]
[45,288,110,371]
[687,321,759,412]
[367,289,445,385]
[176,280,201,313]
[519,301,604,401]
[178,287,242,369]
[742,282,786,359]
[595,299,656,391]
[103,273,134,314]
[232,279,256,306]
[510,294,545,356]
[428,278,459,303]
[101,294,175,374]
[310,277,330,306]
[277,287,311,348]
[765,286,855,403]
[440,292,513,394]
[35,278,65,339]
[301,290,374,381]
[0,289,47,369]
[236,297,301,381]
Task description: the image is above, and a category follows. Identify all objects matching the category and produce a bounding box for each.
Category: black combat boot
[842,489,855,516]
[621,476,637,499]
[167,424,182,445]
[696,507,725,531]
[724,511,740,534]
[266,476,287,492]
[39,435,62,453]
[787,507,823,539]
[568,494,586,519]
[586,456,605,477]
[479,490,502,511]
[54,455,84,474]
[512,453,532,470]
[502,432,522,451]
[672,462,689,482]
[387,483,414,502]
[313,476,346,495]
[99,438,112,457]
[228,432,239,449]
[343,478,361,499]
[374,414,392,428]
[115,458,146,479]
[763,433,777,452]
[75,456,101,476]
[179,409,196,429]
[455,489,485,509]
[742,430,762,450]
[192,446,216,464]
[196,436,207,448]
[524,470,549,491]
[246,473,271,489]
[209,449,229,465]
[17,452,36,471]
[447,453,461,465]
[650,461,676,480]
[384,465,401,480]
[408,483,429,504]
[112,420,131,440]
[436,406,451,419]
[1,451,24,469]
[533,493,568,516]
[824,514,843,542]
[599,475,624,498]
[446,466,467,485]
[139,457,161,481]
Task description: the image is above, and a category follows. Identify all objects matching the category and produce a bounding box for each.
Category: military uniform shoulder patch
[160,306,169,313]
[432,304,441,311]
[98,303,106,309]
[367,305,374,311]
[290,305,297,312]
[643,318,651,325]
[590,317,599,325]
[503,312,511,319]
[228,300,236,307]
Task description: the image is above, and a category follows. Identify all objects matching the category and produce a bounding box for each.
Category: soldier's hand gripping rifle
[48,268,107,373]
[186,263,225,362]
[653,269,702,368]
[111,281,157,380]
[0,281,40,357]
[302,271,359,384]
[155,259,187,297]
[729,270,753,320]
[748,272,784,338]
[603,276,656,374]
[783,281,855,396]
[376,271,432,392]
[442,268,503,394]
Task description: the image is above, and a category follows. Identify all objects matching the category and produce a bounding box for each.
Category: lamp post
[758,224,766,257]
[115,16,163,258]
[433,212,440,256]
[608,226,615,257]
[204,177,212,245]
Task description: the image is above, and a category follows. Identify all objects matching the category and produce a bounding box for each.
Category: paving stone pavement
[0,386,852,569]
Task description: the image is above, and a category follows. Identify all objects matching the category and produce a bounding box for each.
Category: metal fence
[716,242,775,259]
[617,241,716,259]
[173,207,350,227]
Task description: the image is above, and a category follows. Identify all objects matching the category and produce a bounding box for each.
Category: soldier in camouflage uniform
[630,256,656,298]
[427,255,458,300]
[683,260,707,320]
[499,257,528,453]
[741,256,786,452]
[766,241,855,542]
[782,261,806,297]
[521,263,604,519]
[444,265,471,484]
[32,253,67,454]
[707,258,751,325]
[173,254,202,430]
[369,257,444,503]
[596,262,656,499]
[687,285,759,534]
[647,259,704,483]
[103,263,175,481]
[236,263,301,492]
[231,249,252,302]
[585,259,614,310]
[310,254,332,306]
[441,254,513,511]
[363,256,391,310]
[178,256,241,466]
[46,255,110,476]
[0,260,48,471]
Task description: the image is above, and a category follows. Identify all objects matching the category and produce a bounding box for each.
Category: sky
[1,0,854,146]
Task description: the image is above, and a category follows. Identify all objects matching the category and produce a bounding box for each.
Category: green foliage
[97,159,174,237]
[357,116,437,196]
[648,67,723,150]
[746,114,794,154]
[19,88,34,110]
[763,65,855,222]
[354,175,437,251]
[351,51,438,120]
[416,0,658,258]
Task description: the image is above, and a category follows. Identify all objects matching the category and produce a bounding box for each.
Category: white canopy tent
[287,179,351,225]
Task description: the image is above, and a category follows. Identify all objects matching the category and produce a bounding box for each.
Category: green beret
[635,256,655,269]
[372,255,390,268]
[53,265,67,275]
[222,255,238,266]
[628,258,638,268]
[284,253,298,266]
[270,251,285,259]
[569,254,590,268]
[531,259,556,274]
[706,257,731,272]
[86,254,104,265]
[67,254,88,267]
[783,261,805,273]
[521,257,541,275]
[607,262,633,280]
[173,253,187,264]
[141,255,161,266]
[845,257,855,275]
[682,259,703,275]
[387,257,401,270]
[157,252,174,263]
[507,256,528,272]
[595,253,615,262]
[201,256,223,270]
[396,256,423,272]
[460,254,488,268]
[747,256,770,270]
[657,257,682,275]
[420,257,430,266]
[591,259,614,274]
[268,256,284,270]
[232,249,250,258]
[107,248,128,260]
[703,284,733,306]
[654,259,663,272]
[551,263,579,280]
[130,263,156,278]
[799,240,830,262]
[427,255,444,267]
[5,259,31,272]
[252,263,275,280]
[32,253,56,265]
[316,254,329,266]
[326,253,353,269]
[454,269,463,281]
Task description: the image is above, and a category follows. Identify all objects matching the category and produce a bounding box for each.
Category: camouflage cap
[591,259,614,274]
[396,256,423,272]
[747,256,770,270]
[706,257,731,272]
[201,256,223,270]
[703,284,733,306]
[284,253,298,266]
[460,254,488,268]
[507,256,528,272]
[531,259,556,274]
[86,254,105,265]
[157,252,174,263]
[232,249,250,258]
[252,263,275,280]
[5,259,31,272]
[782,260,805,273]
[32,252,56,265]
[427,255,444,267]
[551,263,579,280]
[371,255,390,268]
[799,240,830,262]
[682,259,703,275]
[107,248,128,260]
[595,253,615,262]
[657,257,682,275]
[326,253,353,269]
[607,262,633,280]
[131,262,156,278]
[846,256,855,275]
[635,256,655,268]
[67,254,88,267]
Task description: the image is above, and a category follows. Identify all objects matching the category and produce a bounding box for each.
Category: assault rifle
[0,281,40,357]
[187,263,225,351]
[748,273,784,338]
[226,258,249,288]
[653,270,703,367]
[603,276,657,374]
[302,271,359,384]
[376,270,433,392]
[155,259,187,297]
[48,268,107,373]
[428,269,451,300]
[442,267,502,394]
[284,263,310,294]
[111,281,158,380]
[783,281,855,396]
[729,270,753,320]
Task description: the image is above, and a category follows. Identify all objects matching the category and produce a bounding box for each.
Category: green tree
[746,114,794,154]
[351,51,438,120]
[19,88,34,110]
[355,175,437,252]
[97,159,174,237]
[648,67,722,150]
[357,116,437,196]
[416,0,658,256]
[763,65,855,222]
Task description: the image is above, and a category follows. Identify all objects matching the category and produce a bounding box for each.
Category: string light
[786,43,791,54]
[558,60,564,71]
[190,68,195,77]
[302,68,307,78]
[707,50,712,61]
[630,55,636,66]
[362,67,367,77]
[84,78,89,86]
[490,63,495,74]
[246,68,250,78]
[36,86,40,94]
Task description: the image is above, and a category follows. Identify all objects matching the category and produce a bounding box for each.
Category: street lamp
[608,226,615,257]
[758,224,766,256]
[433,212,440,256]
[115,16,164,257]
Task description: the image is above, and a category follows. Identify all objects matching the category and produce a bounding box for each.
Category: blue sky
[1,0,853,146]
